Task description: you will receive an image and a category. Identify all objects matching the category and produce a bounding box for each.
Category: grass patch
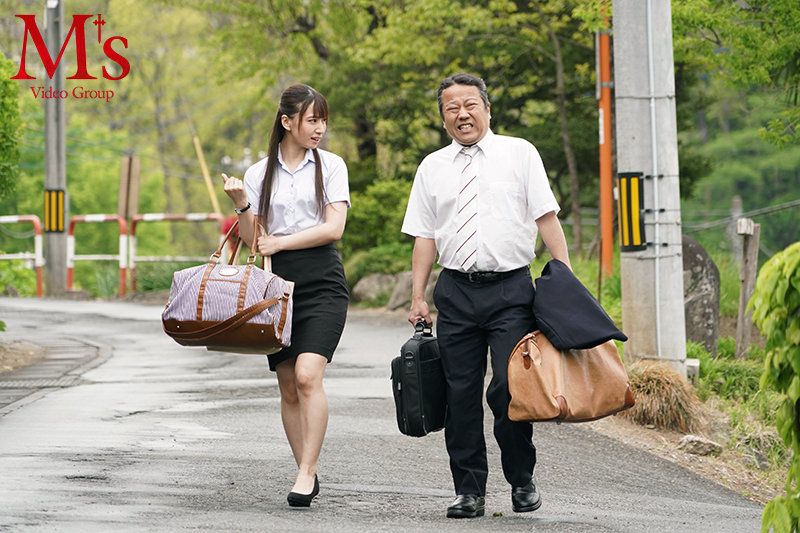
[691,339,785,468]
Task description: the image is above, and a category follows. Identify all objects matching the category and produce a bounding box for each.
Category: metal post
[44,0,67,296]
[598,22,614,278]
[612,0,687,375]
[735,218,760,359]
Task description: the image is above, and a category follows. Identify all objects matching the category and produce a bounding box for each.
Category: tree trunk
[535,2,582,253]
[146,63,178,244]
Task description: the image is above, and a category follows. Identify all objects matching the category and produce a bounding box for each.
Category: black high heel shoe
[287,475,319,507]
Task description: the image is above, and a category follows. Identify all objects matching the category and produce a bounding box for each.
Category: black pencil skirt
[266,243,349,371]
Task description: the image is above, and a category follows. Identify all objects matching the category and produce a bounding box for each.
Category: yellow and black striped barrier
[44,189,66,233]
[617,173,646,251]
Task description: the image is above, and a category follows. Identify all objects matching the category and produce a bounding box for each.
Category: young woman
[221,84,349,507]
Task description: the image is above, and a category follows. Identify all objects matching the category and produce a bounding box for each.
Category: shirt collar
[447,129,495,162]
[277,146,316,172]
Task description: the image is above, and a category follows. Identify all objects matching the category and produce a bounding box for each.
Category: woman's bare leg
[275,358,303,466]
[289,352,328,494]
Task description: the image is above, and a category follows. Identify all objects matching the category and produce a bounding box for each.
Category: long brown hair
[260,84,329,228]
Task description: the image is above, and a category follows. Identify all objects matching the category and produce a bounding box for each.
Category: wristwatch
[234,202,251,214]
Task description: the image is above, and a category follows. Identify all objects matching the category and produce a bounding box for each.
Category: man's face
[440,84,491,146]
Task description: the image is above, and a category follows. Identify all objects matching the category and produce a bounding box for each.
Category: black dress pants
[433,268,537,496]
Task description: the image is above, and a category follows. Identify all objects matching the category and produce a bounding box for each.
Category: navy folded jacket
[532,259,627,350]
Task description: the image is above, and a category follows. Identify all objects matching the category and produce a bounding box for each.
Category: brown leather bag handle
[229,217,270,270]
[275,291,290,342]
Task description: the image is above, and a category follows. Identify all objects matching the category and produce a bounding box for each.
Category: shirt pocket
[486,181,524,222]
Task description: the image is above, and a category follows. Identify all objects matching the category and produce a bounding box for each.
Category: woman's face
[283,105,327,150]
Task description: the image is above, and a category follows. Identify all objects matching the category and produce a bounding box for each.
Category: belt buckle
[467,271,488,283]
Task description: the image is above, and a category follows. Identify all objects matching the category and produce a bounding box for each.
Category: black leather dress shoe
[511,481,542,512]
[287,475,319,507]
[446,494,485,518]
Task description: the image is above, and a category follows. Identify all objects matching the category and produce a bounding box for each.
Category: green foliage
[0,259,36,297]
[682,91,800,256]
[135,261,198,292]
[341,179,413,257]
[0,55,21,199]
[693,338,763,402]
[167,0,608,230]
[572,0,611,33]
[710,253,743,319]
[343,242,413,291]
[0,97,44,229]
[717,336,737,359]
[673,0,800,147]
[749,242,800,532]
[726,392,785,464]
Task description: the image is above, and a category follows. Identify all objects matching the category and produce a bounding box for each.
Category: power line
[684,199,800,232]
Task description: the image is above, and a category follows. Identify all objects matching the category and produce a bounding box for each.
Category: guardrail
[4,213,229,297]
[67,214,128,296]
[0,215,44,297]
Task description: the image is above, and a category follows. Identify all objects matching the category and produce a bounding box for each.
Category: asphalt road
[0,297,764,532]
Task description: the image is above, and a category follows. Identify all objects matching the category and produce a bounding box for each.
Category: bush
[750,241,800,531]
[620,360,705,433]
[0,258,36,296]
[341,179,413,257]
[343,241,413,290]
[0,56,21,199]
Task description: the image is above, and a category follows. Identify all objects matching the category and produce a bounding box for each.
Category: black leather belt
[445,266,528,284]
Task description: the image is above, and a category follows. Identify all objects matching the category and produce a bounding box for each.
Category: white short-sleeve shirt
[401,130,560,272]
[243,147,350,236]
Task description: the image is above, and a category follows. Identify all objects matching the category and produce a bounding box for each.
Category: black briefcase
[390,320,447,437]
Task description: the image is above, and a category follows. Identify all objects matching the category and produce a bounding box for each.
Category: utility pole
[597,16,614,278]
[44,0,67,296]
[612,0,687,375]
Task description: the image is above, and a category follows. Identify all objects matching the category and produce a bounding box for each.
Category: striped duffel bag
[162,220,292,354]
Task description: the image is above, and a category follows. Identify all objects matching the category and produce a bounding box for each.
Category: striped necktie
[455,145,479,270]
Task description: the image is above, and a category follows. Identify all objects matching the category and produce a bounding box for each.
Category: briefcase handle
[414,319,433,338]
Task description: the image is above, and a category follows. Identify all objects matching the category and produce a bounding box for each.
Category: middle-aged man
[401,73,572,519]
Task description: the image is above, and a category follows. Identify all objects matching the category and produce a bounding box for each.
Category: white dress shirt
[244,147,350,236]
[401,130,560,272]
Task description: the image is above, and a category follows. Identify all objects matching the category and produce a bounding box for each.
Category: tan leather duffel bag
[508,331,635,423]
